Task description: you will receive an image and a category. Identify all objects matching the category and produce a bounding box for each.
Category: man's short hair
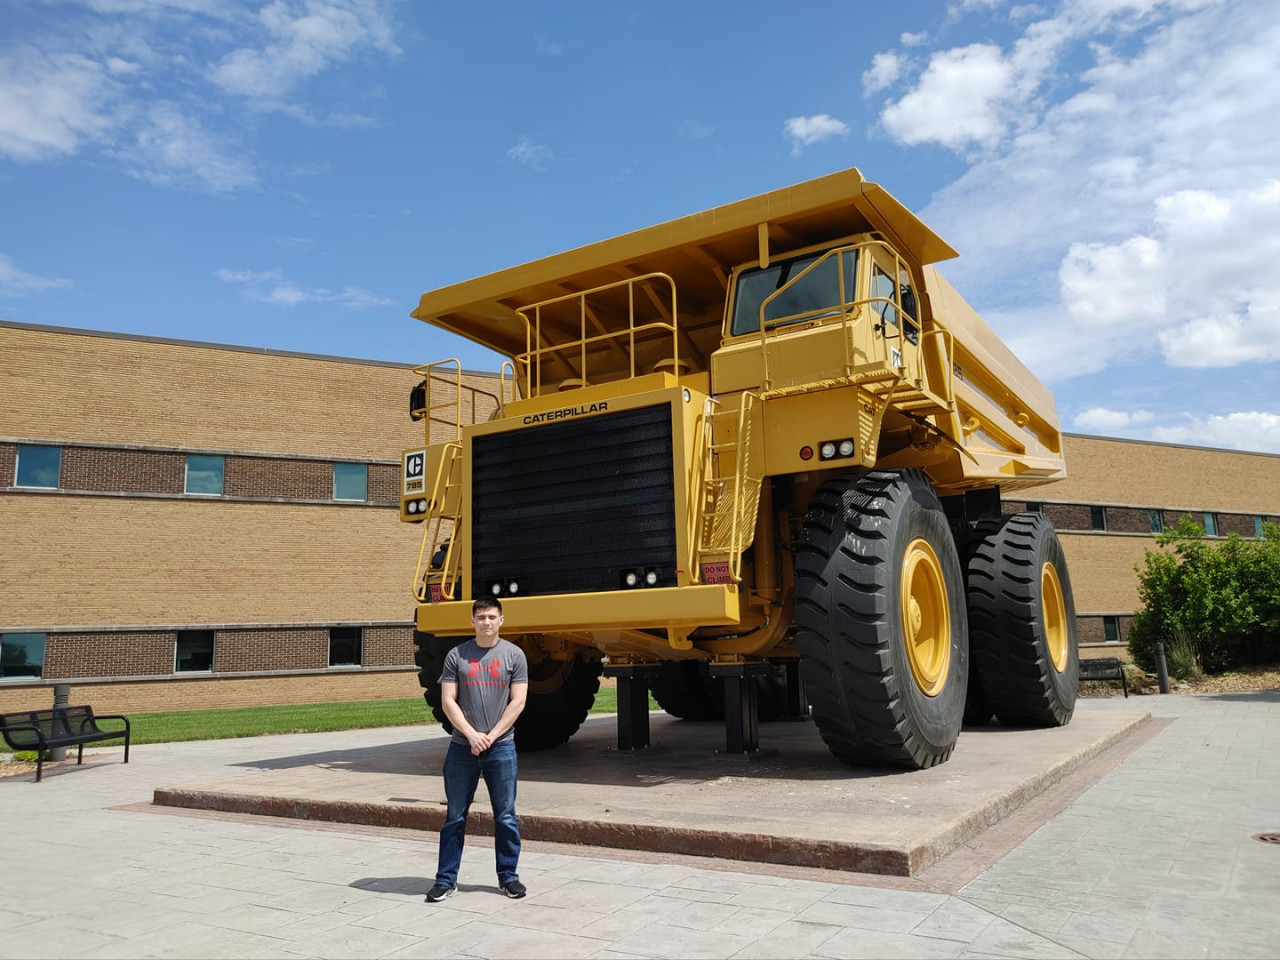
[473,596,503,615]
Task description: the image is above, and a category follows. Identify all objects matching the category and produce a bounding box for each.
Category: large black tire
[412,630,602,751]
[649,661,723,720]
[951,520,996,726]
[795,469,969,769]
[649,661,791,722]
[513,644,603,751]
[414,630,464,730]
[967,513,1078,726]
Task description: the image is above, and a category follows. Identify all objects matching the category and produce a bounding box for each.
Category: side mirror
[409,380,427,421]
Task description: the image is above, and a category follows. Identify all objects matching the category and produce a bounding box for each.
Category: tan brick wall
[214,628,328,672]
[3,325,427,460]
[369,463,400,503]
[62,446,185,494]
[0,669,426,714]
[225,456,333,500]
[45,631,175,678]
[1,495,422,628]
[0,443,15,486]
[1048,434,1280,514]
[364,626,414,667]
[1059,533,1152,613]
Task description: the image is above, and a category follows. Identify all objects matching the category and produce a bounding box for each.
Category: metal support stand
[51,683,70,761]
[784,660,807,719]
[709,662,770,754]
[602,664,661,751]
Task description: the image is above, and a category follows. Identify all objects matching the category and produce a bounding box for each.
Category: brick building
[3,320,1278,713]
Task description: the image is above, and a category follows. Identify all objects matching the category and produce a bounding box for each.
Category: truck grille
[471,403,677,597]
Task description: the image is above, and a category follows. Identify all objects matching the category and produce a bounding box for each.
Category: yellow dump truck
[400,167,1078,769]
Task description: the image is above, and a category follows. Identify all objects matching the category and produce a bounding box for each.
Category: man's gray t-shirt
[439,638,529,746]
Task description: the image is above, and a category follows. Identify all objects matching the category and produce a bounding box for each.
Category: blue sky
[3,0,1279,453]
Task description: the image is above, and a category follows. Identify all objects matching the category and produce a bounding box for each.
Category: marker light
[799,445,814,461]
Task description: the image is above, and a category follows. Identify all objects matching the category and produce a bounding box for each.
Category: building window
[175,630,215,672]
[329,627,363,666]
[1203,512,1218,536]
[1149,509,1164,534]
[1024,501,1043,513]
[1,633,46,678]
[185,454,224,495]
[1090,505,1108,531]
[15,445,61,488]
[1103,616,1120,644]
[333,462,368,501]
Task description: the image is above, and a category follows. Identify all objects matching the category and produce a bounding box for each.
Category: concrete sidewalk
[3,692,1278,959]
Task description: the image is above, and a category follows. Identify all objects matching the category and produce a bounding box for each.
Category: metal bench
[1079,657,1128,697]
[0,705,131,782]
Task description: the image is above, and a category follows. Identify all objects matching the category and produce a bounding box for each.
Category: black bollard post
[1153,643,1171,694]
[51,683,71,760]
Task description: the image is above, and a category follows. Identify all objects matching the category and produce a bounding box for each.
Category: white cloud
[535,35,563,56]
[216,267,394,308]
[0,49,116,161]
[1072,407,1155,431]
[886,0,1280,418]
[879,44,1015,149]
[782,114,850,156]
[862,52,902,95]
[209,0,399,102]
[0,0,400,192]
[1059,235,1166,330]
[680,119,714,140]
[507,136,554,170]
[0,253,72,296]
[116,100,258,191]
[1152,412,1280,454]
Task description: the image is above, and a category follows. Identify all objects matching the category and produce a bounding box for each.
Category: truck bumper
[415,584,741,635]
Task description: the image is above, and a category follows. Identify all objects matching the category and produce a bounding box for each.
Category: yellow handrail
[514,272,679,398]
[413,359,503,444]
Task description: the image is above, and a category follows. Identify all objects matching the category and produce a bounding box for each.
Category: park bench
[0,705,131,782]
[1079,657,1128,697]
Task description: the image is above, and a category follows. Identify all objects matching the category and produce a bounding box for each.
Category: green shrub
[1129,517,1280,674]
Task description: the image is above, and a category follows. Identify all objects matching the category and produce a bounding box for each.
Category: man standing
[426,597,529,902]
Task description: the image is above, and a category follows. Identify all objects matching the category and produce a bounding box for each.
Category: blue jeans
[435,738,521,888]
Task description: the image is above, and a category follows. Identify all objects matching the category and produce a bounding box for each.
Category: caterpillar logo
[523,401,608,425]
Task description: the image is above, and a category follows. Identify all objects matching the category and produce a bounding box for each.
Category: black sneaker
[425,883,455,902]
[502,880,527,899]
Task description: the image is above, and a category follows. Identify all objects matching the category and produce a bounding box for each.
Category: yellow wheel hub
[1042,562,1068,672]
[900,538,951,697]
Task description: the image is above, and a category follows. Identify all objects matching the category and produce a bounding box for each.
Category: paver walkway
[3,692,1277,959]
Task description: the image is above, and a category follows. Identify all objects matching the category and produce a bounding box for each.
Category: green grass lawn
[100,685,657,746]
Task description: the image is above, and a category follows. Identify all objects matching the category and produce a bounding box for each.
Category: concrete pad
[153,708,1149,877]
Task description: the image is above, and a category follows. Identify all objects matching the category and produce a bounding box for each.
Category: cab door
[867,250,923,385]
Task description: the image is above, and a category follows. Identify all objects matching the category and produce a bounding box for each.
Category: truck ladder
[413,442,464,602]
[692,391,762,583]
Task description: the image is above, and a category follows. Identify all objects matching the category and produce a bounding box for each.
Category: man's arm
[483,682,528,745]
[440,681,491,755]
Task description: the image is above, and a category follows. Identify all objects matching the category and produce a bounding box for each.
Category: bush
[1129,517,1280,674]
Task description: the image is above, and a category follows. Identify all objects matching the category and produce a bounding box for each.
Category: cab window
[731,250,858,336]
